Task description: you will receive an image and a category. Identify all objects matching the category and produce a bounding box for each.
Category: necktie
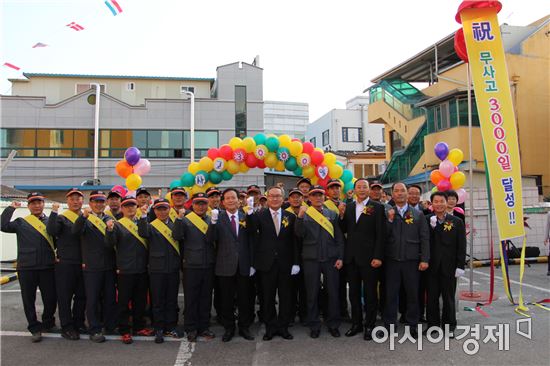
[230,214,237,237]
[273,211,280,236]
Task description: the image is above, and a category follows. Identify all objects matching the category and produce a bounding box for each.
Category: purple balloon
[434,142,449,161]
[125,147,141,166]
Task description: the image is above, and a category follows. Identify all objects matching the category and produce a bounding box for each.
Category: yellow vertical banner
[461,7,525,241]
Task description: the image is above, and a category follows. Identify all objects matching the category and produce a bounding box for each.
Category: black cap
[89,190,107,201]
[192,193,208,203]
[65,187,83,198]
[326,179,342,188]
[27,192,45,203]
[297,177,312,187]
[259,195,267,201]
[288,188,304,196]
[370,180,383,189]
[309,185,326,195]
[107,190,122,199]
[121,197,137,206]
[239,191,247,197]
[136,187,151,197]
[170,186,188,196]
[153,198,170,209]
[246,184,261,193]
[205,187,221,197]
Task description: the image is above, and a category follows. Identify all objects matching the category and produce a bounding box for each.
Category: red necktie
[230,214,237,237]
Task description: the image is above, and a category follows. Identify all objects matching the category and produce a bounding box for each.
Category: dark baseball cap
[247,184,261,193]
[297,177,312,186]
[309,185,326,195]
[170,186,188,196]
[192,192,208,203]
[89,190,107,201]
[65,187,83,197]
[136,187,151,197]
[288,188,304,197]
[326,179,342,188]
[206,187,221,197]
[27,192,45,203]
[153,198,170,209]
[121,197,138,206]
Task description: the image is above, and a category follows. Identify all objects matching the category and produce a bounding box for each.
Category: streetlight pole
[182,91,195,162]
[90,83,101,181]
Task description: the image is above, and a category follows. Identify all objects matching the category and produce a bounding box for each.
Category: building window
[76,83,105,94]
[180,86,195,94]
[309,137,316,147]
[126,82,135,91]
[381,127,385,143]
[322,130,329,146]
[235,85,247,138]
[390,130,405,154]
[342,127,363,142]
[184,131,219,158]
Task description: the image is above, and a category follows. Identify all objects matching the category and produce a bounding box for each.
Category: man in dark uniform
[138,198,182,343]
[47,188,86,340]
[247,186,299,340]
[1,192,57,342]
[72,190,117,343]
[425,191,466,338]
[206,186,221,214]
[295,185,344,339]
[105,189,123,220]
[339,179,385,340]
[297,177,312,205]
[173,193,216,342]
[207,188,255,342]
[170,186,188,222]
[383,182,430,338]
[106,196,152,344]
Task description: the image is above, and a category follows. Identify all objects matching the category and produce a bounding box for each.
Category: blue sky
[2,0,548,120]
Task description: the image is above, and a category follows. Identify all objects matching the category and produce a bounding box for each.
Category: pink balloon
[133,159,151,176]
[437,179,452,192]
[457,188,468,204]
[126,190,136,198]
[439,159,454,178]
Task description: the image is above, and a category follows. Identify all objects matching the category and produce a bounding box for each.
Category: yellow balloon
[242,137,256,153]
[289,141,303,156]
[229,137,243,150]
[203,182,214,190]
[323,152,337,166]
[302,165,315,178]
[314,147,324,154]
[448,148,464,167]
[226,159,240,174]
[265,152,278,168]
[198,157,214,172]
[192,185,206,194]
[450,171,466,190]
[278,135,292,148]
[275,161,285,171]
[239,163,250,173]
[297,153,311,167]
[126,173,142,191]
[188,162,200,175]
[164,192,173,205]
[328,164,343,179]
[310,176,319,185]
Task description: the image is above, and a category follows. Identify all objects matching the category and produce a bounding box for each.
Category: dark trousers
[18,269,57,333]
[418,270,428,319]
[347,261,380,328]
[218,272,253,331]
[83,270,117,334]
[55,263,86,331]
[293,269,307,321]
[150,271,180,332]
[117,272,149,334]
[303,260,340,331]
[339,266,349,317]
[383,260,420,327]
[426,270,457,330]
[184,267,214,333]
[260,261,293,333]
[213,276,222,322]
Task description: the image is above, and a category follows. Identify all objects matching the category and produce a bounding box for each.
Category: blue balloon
[253,133,266,146]
[293,167,303,176]
[341,169,353,183]
[170,179,182,190]
[285,156,298,171]
[180,173,195,187]
[209,171,222,184]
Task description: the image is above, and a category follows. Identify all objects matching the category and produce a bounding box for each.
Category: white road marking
[473,270,550,293]
[0,330,186,342]
[174,338,195,366]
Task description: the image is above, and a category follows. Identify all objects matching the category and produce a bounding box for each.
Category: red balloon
[454,28,468,63]
[437,179,452,192]
[233,148,247,163]
[219,144,233,161]
[207,148,219,160]
[245,153,258,168]
[257,159,266,169]
[317,176,329,188]
[310,150,324,165]
[302,142,314,155]
[291,138,301,142]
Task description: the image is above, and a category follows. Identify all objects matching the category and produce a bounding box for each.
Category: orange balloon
[116,160,133,178]
[430,169,445,185]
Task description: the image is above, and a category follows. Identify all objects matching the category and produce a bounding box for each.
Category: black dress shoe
[363,328,373,341]
[280,329,293,340]
[410,328,418,339]
[345,325,363,337]
[310,329,320,338]
[222,329,235,342]
[419,316,427,323]
[263,332,273,341]
[238,328,254,341]
[328,328,341,338]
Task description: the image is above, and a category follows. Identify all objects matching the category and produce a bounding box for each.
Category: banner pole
[467,64,475,294]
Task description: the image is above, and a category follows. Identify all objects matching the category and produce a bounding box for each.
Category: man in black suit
[425,191,466,337]
[247,186,299,340]
[207,188,255,342]
[383,182,430,338]
[340,178,385,340]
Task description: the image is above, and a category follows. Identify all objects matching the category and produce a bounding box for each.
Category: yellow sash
[104,209,119,220]
[151,219,180,255]
[87,214,107,236]
[169,208,178,223]
[24,215,55,252]
[323,200,339,214]
[137,206,148,217]
[60,210,79,224]
[207,207,212,215]
[301,201,309,207]
[285,206,297,215]
[306,206,334,238]
[185,211,208,235]
[118,217,148,248]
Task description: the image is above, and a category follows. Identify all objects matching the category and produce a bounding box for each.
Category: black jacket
[1,207,55,270]
[173,214,215,269]
[138,217,181,273]
[106,219,148,274]
[72,213,115,272]
[47,211,81,265]
[294,207,344,262]
[426,213,467,277]
[385,205,430,263]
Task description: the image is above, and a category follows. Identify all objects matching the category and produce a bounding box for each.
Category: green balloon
[170,179,182,189]
[285,156,298,171]
[293,167,303,176]
[180,173,195,187]
[195,170,210,184]
[344,181,354,193]
[221,170,233,181]
[336,161,344,168]
[253,133,266,146]
[209,170,222,184]
[341,169,353,183]
[265,136,279,152]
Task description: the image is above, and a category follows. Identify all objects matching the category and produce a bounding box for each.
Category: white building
[263,101,309,140]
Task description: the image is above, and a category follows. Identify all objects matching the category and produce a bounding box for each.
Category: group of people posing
[1,176,466,345]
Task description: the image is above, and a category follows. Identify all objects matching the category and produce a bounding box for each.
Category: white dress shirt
[355,197,370,222]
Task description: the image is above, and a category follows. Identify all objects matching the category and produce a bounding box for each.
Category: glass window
[36,129,74,148]
[322,130,329,146]
[235,85,247,138]
[110,130,133,148]
[148,130,182,149]
[133,130,147,149]
[310,137,316,147]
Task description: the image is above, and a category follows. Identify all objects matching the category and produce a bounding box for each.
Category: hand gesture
[82,207,92,218]
[178,208,186,219]
[106,219,114,231]
[338,202,346,218]
[371,259,382,268]
[387,208,395,222]
[334,259,343,270]
[11,201,21,208]
[140,204,149,214]
[298,205,308,218]
[210,209,219,222]
[51,202,60,212]
[246,196,254,208]
[418,262,429,271]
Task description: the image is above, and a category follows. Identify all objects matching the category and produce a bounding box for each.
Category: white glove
[291,265,300,275]
[141,214,148,220]
[246,197,254,215]
[210,209,219,223]
[249,267,256,277]
[455,268,465,278]
[430,216,437,228]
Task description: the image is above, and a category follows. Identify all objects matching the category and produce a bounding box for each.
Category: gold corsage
[281,216,289,228]
[362,205,375,216]
[239,220,246,228]
[443,221,453,231]
[404,211,414,225]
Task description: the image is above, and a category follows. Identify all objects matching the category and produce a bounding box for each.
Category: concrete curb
[0,273,18,285]
[469,256,548,268]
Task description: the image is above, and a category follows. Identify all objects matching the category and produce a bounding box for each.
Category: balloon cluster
[430,142,468,204]
[115,147,151,192]
[174,134,355,195]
